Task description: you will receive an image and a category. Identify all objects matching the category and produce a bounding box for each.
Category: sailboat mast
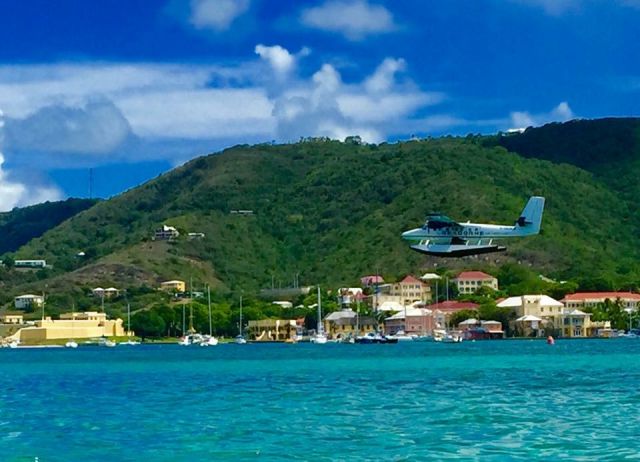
[127,303,131,336]
[317,286,322,334]
[239,295,243,336]
[207,285,212,336]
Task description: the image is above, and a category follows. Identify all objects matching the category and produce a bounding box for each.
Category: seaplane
[401,196,545,257]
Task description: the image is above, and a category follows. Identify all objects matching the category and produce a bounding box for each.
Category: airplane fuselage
[402,222,532,242]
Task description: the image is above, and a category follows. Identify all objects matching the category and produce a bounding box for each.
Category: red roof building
[452,271,498,294]
[562,292,640,310]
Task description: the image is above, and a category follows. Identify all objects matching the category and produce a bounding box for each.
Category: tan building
[1,314,24,324]
[562,292,640,311]
[14,294,45,310]
[10,311,126,343]
[248,319,297,341]
[383,275,432,306]
[160,280,186,293]
[452,271,498,294]
[498,295,599,337]
[324,309,376,338]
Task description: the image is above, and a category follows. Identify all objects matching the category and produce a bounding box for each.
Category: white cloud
[255,44,295,77]
[509,101,575,130]
[364,58,406,93]
[513,0,640,15]
[270,50,443,143]
[189,0,250,31]
[4,99,131,154]
[301,0,396,40]
[0,50,443,166]
[0,152,62,211]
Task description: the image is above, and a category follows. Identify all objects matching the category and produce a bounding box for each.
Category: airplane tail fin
[515,196,545,235]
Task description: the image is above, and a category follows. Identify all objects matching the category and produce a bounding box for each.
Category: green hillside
[6,120,640,297]
[0,198,98,255]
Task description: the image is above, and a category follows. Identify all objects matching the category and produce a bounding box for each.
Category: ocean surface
[1,339,640,461]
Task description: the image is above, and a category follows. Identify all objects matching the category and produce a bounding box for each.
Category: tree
[131,310,166,339]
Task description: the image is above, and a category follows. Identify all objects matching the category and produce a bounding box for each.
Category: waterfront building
[497,295,601,337]
[324,309,376,338]
[14,294,45,310]
[561,292,640,311]
[8,311,126,343]
[384,307,435,335]
[452,271,498,294]
[247,319,297,341]
[160,280,186,293]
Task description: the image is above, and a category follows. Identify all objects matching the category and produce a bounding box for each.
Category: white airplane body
[401,196,545,257]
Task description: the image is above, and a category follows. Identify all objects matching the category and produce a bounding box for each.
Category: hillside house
[452,271,498,294]
[14,294,45,310]
[154,225,179,241]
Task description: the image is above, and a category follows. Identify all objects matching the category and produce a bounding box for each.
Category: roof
[459,318,479,325]
[400,275,422,285]
[561,292,640,302]
[385,308,432,321]
[420,273,442,281]
[361,275,384,285]
[454,271,495,281]
[516,315,542,322]
[562,309,589,316]
[161,280,185,284]
[325,310,357,321]
[497,295,563,308]
[378,301,405,312]
[425,301,479,312]
[15,294,43,299]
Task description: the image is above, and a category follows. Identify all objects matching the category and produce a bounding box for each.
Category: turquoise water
[1,340,640,461]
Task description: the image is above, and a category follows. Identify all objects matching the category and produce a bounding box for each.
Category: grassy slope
[9,132,639,294]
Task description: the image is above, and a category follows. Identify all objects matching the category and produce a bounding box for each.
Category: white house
[14,294,45,310]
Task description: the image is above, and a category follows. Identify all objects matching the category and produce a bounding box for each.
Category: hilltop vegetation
[3,119,640,310]
[0,198,98,255]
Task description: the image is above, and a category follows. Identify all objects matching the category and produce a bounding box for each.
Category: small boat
[233,294,247,345]
[200,335,219,346]
[120,303,139,346]
[355,332,397,344]
[386,331,415,342]
[200,286,219,346]
[310,286,328,344]
[99,338,117,347]
[65,340,78,349]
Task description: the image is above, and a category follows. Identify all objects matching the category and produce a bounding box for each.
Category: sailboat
[65,305,78,348]
[310,286,328,344]
[234,294,247,344]
[200,286,219,346]
[120,303,140,346]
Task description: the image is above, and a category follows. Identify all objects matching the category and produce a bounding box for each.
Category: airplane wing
[410,237,506,257]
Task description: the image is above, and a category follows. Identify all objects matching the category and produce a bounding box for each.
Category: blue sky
[0,0,638,209]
